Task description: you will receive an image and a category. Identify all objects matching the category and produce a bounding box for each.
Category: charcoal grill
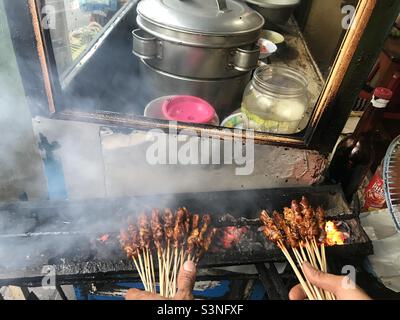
[0,185,372,299]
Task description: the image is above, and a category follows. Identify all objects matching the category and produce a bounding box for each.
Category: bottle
[328,87,393,203]
[363,161,386,211]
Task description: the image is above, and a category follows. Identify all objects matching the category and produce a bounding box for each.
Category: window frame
[5,0,400,153]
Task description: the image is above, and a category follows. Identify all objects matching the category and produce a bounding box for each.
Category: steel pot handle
[132,28,162,60]
[216,0,228,12]
[179,0,228,12]
[231,46,260,72]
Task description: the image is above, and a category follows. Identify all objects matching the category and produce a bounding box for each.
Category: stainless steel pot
[132,0,265,79]
[245,0,301,25]
[139,61,251,118]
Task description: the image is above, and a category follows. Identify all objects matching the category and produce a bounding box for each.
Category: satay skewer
[304,239,318,268]
[296,246,325,300]
[136,250,149,291]
[131,255,148,291]
[156,248,164,297]
[142,248,151,292]
[278,240,316,300]
[292,248,319,300]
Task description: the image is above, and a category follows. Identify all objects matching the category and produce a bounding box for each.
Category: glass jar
[241,65,309,134]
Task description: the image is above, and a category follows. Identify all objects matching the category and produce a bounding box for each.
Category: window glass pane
[44,0,129,76]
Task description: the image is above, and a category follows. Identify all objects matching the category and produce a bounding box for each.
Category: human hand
[289,262,371,300]
[125,260,197,300]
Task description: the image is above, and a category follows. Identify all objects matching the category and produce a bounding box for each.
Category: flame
[325,221,345,246]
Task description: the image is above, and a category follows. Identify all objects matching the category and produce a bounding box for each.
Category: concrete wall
[32,117,328,199]
[0,0,47,201]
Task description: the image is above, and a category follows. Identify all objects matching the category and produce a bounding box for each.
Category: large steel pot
[132,0,265,79]
[245,0,301,25]
[139,61,252,118]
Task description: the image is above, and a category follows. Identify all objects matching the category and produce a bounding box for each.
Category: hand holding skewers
[120,208,216,298]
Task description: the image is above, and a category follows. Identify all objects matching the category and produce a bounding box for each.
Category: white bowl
[258,38,278,59]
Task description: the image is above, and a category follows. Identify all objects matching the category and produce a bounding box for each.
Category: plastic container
[241,65,309,134]
[144,95,176,119]
[162,96,219,125]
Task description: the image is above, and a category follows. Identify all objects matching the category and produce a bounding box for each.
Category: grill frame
[0,185,373,288]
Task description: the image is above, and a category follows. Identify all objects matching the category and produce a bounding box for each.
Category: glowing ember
[325,221,345,246]
[99,234,110,243]
[221,227,249,249]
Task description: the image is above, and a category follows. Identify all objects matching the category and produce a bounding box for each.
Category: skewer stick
[311,238,324,270]
[304,240,318,268]
[149,249,156,293]
[320,244,336,300]
[180,248,185,269]
[162,248,168,297]
[304,240,328,299]
[145,248,154,293]
[172,246,179,297]
[143,248,152,292]
[278,241,315,300]
[157,249,164,297]
[312,239,333,300]
[137,251,149,291]
[321,243,327,272]
[292,248,317,300]
[165,240,171,297]
[295,247,324,300]
[132,256,148,292]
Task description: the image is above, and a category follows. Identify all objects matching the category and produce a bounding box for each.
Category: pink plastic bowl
[161,96,216,124]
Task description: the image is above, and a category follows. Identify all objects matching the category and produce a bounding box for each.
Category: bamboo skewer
[172,247,179,297]
[292,248,317,299]
[305,240,318,268]
[312,238,324,271]
[137,251,149,291]
[278,241,315,300]
[157,249,164,297]
[149,249,156,293]
[165,241,171,297]
[121,211,216,299]
[320,244,336,300]
[132,255,148,292]
[301,241,327,300]
[143,249,151,292]
[295,247,324,300]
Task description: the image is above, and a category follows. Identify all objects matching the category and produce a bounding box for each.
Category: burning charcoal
[219,226,249,250]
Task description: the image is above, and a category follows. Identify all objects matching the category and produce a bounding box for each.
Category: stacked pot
[132,0,265,118]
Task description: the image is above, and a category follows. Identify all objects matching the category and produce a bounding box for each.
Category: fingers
[289,284,307,300]
[302,262,343,294]
[125,288,167,300]
[174,260,197,300]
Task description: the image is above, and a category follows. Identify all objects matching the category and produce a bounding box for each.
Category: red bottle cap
[374,87,393,100]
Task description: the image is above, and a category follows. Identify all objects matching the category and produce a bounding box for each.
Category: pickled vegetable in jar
[241,65,309,134]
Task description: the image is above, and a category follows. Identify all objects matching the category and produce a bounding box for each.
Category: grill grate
[384,135,400,232]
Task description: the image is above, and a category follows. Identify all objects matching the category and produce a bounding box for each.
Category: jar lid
[137,0,265,36]
[374,87,393,101]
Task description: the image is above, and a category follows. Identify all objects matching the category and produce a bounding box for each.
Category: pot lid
[246,0,301,8]
[137,0,265,36]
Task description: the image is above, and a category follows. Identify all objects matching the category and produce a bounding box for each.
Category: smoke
[0,0,328,281]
